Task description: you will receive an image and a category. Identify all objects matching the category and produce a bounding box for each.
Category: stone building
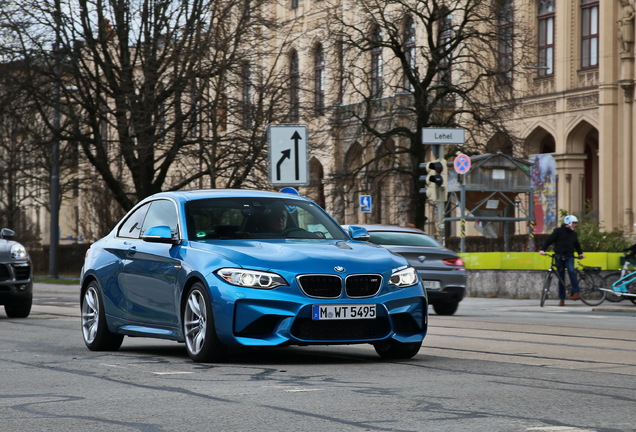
[5,0,635,246]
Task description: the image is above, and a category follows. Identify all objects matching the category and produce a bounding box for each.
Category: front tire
[4,294,32,318]
[541,274,552,307]
[183,283,226,363]
[579,273,606,306]
[374,340,421,359]
[81,281,124,351]
[603,272,624,302]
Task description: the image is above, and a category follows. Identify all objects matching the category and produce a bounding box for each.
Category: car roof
[141,189,311,204]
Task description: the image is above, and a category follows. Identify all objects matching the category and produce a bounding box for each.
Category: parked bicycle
[601,246,636,305]
[540,253,605,307]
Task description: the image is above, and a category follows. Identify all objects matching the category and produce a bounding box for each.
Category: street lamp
[49,0,61,278]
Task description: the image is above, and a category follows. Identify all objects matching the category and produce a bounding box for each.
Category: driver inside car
[264,207,288,233]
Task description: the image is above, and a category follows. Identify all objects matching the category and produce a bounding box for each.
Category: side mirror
[347,226,370,242]
[141,226,180,245]
[0,228,16,240]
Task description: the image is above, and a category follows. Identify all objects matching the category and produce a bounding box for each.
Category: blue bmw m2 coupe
[80,189,427,362]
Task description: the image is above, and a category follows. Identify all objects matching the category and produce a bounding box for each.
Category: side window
[142,200,179,236]
[118,203,151,239]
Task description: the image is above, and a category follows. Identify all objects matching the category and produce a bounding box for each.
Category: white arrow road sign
[268,124,309,186]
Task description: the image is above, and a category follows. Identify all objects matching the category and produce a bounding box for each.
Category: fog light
[16,284,27,292]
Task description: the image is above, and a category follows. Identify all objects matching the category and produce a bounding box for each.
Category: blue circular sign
[454,154,471,174]
[279,187,300,196]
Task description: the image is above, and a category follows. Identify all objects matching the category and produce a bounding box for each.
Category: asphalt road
[0,283,634,432]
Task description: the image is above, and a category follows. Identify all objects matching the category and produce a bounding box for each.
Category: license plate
[423,280,441,290]
[312,304,376,320]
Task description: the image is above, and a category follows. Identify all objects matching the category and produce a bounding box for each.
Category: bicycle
[540,253,605,307]
[601,248,636,305]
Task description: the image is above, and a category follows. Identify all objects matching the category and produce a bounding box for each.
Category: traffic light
[418,160,447,202]
[437,159,448,202]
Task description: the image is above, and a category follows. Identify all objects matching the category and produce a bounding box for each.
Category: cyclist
[539,215,586,306]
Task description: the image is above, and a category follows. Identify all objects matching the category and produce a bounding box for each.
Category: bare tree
[0,0,291,219]
[0,64,53,243]
[326,0,533,228]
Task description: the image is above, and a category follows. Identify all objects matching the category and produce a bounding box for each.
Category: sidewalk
[34,282,80,295]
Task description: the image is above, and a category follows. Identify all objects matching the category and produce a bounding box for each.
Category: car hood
[189,239,407,275]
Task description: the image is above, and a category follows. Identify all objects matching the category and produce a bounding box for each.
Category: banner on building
[530,154,557,234]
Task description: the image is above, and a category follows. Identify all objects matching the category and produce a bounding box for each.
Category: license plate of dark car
[423,280,441,290]
[312,304,376,320]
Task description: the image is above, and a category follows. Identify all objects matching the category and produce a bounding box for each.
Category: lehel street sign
[268,124,309,186]
[422,128,465,145]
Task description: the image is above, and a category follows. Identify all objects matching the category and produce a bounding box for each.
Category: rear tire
[432,302,459,315]
[579,272,606,306]
[541,274,552,307]
[4,295,32,318]
[81,282,124,351]
[374,340,421,359]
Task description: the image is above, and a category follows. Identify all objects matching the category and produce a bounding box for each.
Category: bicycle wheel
[603,272,624,302]
[579,271,606,306]
[541,273,552,307]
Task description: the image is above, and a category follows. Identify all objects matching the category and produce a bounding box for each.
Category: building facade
[3,0,635,247]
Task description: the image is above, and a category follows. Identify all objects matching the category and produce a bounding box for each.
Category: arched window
[370,26,383,99]
[581,0,598,68]
[403,16,416,91]
[538,0,555,76]
[289,49,300,122]
[314,44,325,116]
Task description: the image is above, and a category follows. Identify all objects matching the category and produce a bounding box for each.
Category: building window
[437,10,452,84]
[289,50,300,122]
[581,0,598,68]
[538,0,555,76]
[403,16,416,91]
[497,0,514,84]
[314,44,325,116]
[370,26,383,99]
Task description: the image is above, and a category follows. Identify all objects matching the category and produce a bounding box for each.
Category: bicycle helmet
[563,215,578,225]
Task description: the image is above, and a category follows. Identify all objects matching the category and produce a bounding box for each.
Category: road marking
[527,427,598,431]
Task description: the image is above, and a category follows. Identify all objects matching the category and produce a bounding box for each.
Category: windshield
[368,231,440,247]
[185,197,349,241]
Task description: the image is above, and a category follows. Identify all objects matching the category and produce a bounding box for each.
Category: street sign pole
[421,128,466,244]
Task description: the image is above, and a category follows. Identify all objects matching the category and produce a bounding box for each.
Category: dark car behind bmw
[344,225,466,315]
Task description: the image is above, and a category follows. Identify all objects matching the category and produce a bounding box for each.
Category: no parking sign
[454,154,471,174]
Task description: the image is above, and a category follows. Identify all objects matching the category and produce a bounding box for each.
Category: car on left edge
[80,189,428,363]
[0,228,33,318]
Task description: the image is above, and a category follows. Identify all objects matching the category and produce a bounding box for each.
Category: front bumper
[211,282,428,347]
[417,269,466,305]
[0,262,33,304]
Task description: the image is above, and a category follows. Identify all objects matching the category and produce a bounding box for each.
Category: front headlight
[217,268,288,289]
[10,243,28,260]
[389,266,418,288]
